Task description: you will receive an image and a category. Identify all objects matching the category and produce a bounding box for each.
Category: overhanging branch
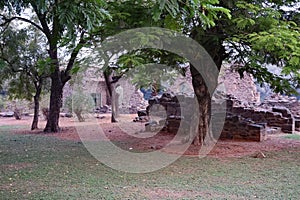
[62,31,87,83]
[0,15,44,33]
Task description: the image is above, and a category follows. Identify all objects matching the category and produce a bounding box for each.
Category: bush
[64,91,95,122]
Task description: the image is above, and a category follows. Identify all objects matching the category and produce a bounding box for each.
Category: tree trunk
[13,109,22,120]
[31,96,39,130]
[44,72,63,132]
[190,65,211,146]
[31,83,42,130]
[103,70,117,123]
[74,110,85,122]
[189,26,226,145]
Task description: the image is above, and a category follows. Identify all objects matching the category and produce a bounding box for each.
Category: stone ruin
[218,67,300,135]
[134,90,299,142]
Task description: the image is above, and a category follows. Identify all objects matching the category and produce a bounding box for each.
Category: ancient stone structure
[260,94,300,132]
[218,65,260,104]
[145,93,195,135]
[228,106,295,134]
[212,96,267,142]
[140,92,268,142]
[65,63,299,140]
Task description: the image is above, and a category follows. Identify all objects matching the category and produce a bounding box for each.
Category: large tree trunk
[44,71,63,132]
[31,84,42,130]
[190,65,211,146]
[189,25,227,146]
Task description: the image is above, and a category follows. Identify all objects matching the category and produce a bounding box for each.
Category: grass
[0,125,299,200]
[283,134,300,140]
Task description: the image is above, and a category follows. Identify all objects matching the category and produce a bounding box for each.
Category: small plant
[11,100,28,120]
[65,91,95,122]
[0,95,7,111]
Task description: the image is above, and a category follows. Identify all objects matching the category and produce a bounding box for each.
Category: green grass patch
[283,134,300,140]
[0,127,299,199]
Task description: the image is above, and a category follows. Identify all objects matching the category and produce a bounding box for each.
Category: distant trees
[0,0,110,132]
[0,26,50,129]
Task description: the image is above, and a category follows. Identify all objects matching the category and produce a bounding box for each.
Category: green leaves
[233,17,256,29]
[56,0,111,44]
[0,25,50,101]
[222,0,300,94]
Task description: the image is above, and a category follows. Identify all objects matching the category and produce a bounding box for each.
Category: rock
[137,110,148,117]
[65,113,73,118]
[0,112,14,117]
[266,127,281,134]
[272,107,292,118]
[253,152,266,158]
[295,120,300,131]
[96,116,105,119]
[148,97,159,105]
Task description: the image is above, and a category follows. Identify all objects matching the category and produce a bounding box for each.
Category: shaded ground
[2,114,300,159]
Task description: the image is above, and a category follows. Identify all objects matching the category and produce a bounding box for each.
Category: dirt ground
[2,114,300,158]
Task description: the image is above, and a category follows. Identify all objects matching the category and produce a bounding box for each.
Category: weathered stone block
[272,107,292,118]
[281,124,294,133]
[295,120,300,129]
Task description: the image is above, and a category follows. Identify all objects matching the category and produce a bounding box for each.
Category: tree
[97,0,230,145]
[0,26,50,130]
[186,0,300,144]
[100,0,300,145]
[0,0,111,132]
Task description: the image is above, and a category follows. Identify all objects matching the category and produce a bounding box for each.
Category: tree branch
[62,31,87,83]
[0,15,44,33]
[0,56,23,73]
[30,4,52,41]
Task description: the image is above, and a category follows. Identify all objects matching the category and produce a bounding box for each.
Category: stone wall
[219,66,260,104]
[219,114,267,141]
[228,106,295,133]
[143,92,268,142]
[116,78,148,114]
[261,94,300,116]
[212,96,267,142]
[142,91,297,142]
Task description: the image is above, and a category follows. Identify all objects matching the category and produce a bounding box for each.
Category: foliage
[116,49,186,89]
[64,91,95,122]
[223,0,300,94]
[0,26,50,101]
[97,0,230,90]
[0,0,111,131]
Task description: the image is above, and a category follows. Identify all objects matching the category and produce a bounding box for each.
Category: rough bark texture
[44,70,64,132]
[31,82,42,130]
[103,70,117,123]
[190,65,211,146]
[189,25,226,145]
[31,97,39,130]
